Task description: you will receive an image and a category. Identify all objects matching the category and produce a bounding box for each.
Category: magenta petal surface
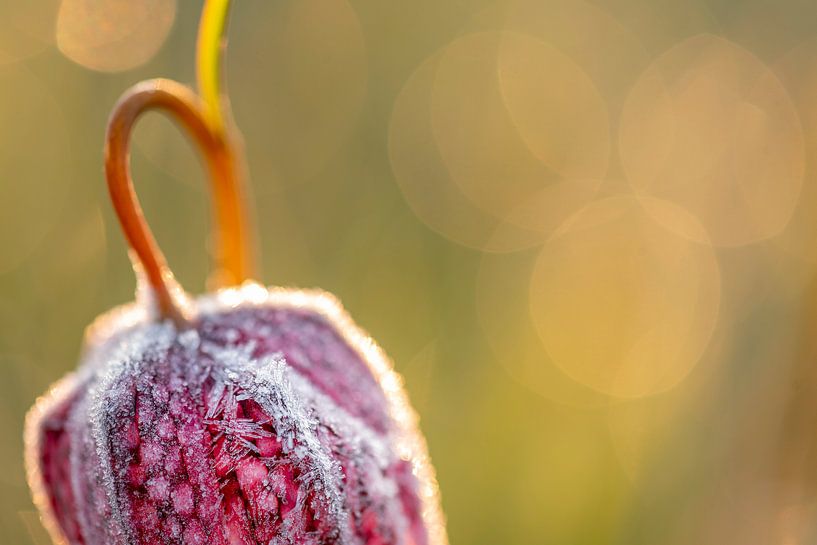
[26,285,446,545]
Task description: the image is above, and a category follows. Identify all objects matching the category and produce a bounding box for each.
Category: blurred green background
[6,0,817,543]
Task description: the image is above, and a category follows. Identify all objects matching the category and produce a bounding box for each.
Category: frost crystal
[26,285,447,545]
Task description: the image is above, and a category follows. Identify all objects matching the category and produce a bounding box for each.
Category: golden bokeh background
[4,0,817,543]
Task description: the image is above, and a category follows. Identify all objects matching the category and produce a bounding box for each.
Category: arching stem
[104,1,257,323]
[105,79,242,324]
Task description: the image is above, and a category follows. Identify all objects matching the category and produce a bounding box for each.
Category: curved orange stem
[105,78,253,323]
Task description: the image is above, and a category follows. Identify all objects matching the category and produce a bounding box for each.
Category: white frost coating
[24,373,78,545]
[195,283,448,545]
[81,322,178,545]
[26,281,449,545]
[199,338,406,542]
[201,341,353,543]
[283,369,407,539]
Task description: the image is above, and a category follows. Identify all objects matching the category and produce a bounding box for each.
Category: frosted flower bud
[26,284,447,545]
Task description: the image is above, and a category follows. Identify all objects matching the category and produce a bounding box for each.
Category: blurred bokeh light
[528,196,721,398]
[619,34,804,247]
[56,0,177,72]
[5,1,817,544]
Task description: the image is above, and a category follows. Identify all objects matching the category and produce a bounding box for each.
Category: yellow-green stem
[196,0,231,132]
[195,0,257,287]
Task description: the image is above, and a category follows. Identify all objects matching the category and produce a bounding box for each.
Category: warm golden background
[4,0,817,543]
